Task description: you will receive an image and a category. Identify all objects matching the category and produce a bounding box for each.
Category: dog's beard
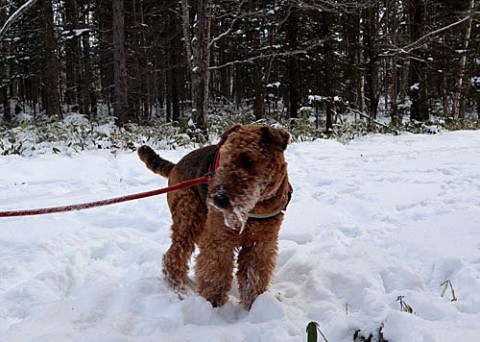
[210,186,261,234]
[223,208,248,233]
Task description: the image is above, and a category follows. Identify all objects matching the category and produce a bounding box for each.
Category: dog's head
[208,124,289,231]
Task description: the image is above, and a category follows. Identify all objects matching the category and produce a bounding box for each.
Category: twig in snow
[396,296,414,314]
[440,280,458,302]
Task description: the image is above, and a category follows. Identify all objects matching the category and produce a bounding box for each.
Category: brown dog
[138,124,291,309]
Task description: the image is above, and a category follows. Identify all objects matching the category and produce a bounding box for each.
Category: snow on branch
[208,0,247,50]
[0,0,40,43]
[381,14,474,56]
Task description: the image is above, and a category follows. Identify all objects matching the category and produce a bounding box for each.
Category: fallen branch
[352,109,390,129]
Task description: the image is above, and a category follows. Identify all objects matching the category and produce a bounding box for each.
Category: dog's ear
[261,126,290,151]
[219,124,241,145]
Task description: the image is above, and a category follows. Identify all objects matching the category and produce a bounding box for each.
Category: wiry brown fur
[138,124,290,309]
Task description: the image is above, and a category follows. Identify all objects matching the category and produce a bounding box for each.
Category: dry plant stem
[440,280,458,302]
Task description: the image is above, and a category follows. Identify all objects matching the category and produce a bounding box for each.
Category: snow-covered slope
[1,131,479,341]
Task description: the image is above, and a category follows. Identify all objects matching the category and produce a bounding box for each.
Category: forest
[0,0,479,138]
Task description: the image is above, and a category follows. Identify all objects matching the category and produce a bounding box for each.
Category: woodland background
[0,0,479,138]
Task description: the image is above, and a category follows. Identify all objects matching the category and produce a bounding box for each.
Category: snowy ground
[1,130,480,342]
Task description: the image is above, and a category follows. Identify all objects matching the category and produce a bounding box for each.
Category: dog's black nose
[213,187,230,209]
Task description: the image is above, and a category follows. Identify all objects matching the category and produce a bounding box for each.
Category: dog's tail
[137,145,175,178]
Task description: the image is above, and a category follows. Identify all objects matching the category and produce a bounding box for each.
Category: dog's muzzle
[213,185,230,209]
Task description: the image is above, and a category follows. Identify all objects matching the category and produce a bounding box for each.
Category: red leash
[0,176,209,218]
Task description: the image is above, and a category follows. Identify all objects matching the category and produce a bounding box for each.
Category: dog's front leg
[237,237,279,310]
[195,214,237,307]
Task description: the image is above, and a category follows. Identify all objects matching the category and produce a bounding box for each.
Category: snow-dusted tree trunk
[451,0,475,119]
[41,0,61,117]
[181,0,212,136]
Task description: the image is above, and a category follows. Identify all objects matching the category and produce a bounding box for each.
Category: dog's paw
[208,293,229,308]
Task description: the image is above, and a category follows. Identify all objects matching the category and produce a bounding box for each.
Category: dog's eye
[240,154,253,167]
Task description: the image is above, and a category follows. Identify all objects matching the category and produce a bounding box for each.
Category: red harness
[207,146,221,186]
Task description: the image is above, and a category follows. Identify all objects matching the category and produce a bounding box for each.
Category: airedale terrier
[138,124,291,309]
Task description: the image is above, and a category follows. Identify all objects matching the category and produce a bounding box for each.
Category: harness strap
[248,207,285,220]
[207,146,221,186]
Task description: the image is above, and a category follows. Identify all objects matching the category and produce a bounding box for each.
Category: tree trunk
[219,51,232,100]
[1,59,11,121]
[442,37,449,117]
[286,5,300,125]
[78,32,90,116]
[451,0,475,119]
[357,10,366,114]
[249,0,264,120]
[0,3,11,121]
[41,0,61,117]
[408,0,429,122]
[345,10,362,112]
[96,0,114,115]
[321,12,335,134]
[112,0,129,126]
[82,29,97,119]
[390,0,401,126]
[363,4,379,120]
[64,0,77,108]
[192,0,211,135]
[181,0,211,136]
[168,10,181,122]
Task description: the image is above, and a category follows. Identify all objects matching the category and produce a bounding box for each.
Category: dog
[137,124,291,309]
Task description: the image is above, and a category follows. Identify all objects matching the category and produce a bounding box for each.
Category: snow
[267,82,281,88]
[1,130,480,341]
[308,95,328,102]
[63,29,90,40]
